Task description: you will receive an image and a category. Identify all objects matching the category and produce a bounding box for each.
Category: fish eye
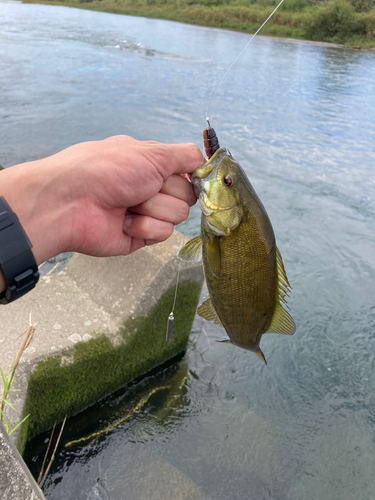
[223,175,233,187]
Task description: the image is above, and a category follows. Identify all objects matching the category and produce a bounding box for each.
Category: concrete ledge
[0,230,203,455]
[0,422,45,499]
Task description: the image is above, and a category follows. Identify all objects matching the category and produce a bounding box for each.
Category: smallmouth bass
[179,144,295,364]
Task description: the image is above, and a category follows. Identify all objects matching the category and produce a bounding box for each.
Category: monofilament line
[166,268,180,344]
[171,268,180,314]
[207,0,285,119]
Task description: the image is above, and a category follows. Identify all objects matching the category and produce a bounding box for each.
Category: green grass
[1,362,30,436]
[23,0,375,48]
[18,280,201,454]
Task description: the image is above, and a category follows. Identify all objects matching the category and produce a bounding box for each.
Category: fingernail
[124,215,133,230]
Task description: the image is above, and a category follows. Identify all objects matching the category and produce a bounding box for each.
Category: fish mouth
[189,147,226,193]
[189,171,205,194]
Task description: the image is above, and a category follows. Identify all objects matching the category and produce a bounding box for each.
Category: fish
[178,129,295,364]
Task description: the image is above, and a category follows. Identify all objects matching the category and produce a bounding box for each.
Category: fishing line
[166,268,180,344]
[207,0,286,120]
[168,3,285,343]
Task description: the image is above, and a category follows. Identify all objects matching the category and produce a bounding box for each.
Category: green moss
[0,165,4,171]
[18,280,201,454]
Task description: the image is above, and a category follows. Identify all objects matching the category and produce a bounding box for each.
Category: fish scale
[203,201,276,347]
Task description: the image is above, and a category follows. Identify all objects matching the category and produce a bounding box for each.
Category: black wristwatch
[0,196,39,304]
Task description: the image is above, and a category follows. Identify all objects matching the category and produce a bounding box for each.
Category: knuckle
[178,202,190,222]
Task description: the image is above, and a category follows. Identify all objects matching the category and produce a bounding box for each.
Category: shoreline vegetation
[23,0,375,49]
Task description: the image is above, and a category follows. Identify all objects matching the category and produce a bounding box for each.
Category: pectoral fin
[197,298,224,328]
[178,235,202,262]
[207,236,221,277]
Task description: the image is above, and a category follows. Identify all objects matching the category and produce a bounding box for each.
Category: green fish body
[179,148,295,364]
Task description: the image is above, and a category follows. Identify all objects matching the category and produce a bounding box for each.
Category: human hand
[0,136,205,273]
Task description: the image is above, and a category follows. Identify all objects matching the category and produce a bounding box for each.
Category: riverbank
[0,231,203,455]
[23,0,375,49]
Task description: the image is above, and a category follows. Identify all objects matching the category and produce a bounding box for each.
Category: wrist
[0,196,40,301]
[0,269,5,294]
[0,156,75,272]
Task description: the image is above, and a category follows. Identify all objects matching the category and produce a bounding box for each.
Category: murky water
[2,1,375,498]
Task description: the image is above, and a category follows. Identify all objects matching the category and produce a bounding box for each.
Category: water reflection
[24,359,200,498]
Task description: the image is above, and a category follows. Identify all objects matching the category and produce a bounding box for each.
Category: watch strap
[0,196,39,304]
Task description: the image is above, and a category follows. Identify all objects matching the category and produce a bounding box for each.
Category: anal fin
[197,298,224,328]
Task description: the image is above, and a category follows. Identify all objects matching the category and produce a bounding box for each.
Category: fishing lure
[203,119,220,159]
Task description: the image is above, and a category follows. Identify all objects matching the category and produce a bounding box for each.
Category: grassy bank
[24,0,375,48]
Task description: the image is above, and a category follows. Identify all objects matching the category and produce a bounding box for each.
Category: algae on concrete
[1,231,203,457]
[63,359,190,449]
[18,281,201,453]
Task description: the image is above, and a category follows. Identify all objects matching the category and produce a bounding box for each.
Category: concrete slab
[108,449,211,500]
[0,230,202,445]
[0,229,203,499]
[0,422,45,500]
[64,230,191,323]
[0,232,191,376]
[0,272,118,378]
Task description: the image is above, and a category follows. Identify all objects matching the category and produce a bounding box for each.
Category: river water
[1,1,375,499]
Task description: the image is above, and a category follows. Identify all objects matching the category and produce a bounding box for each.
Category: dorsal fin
[276,247,292,302]
[266,246,296,335]
[267,303,296,335]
